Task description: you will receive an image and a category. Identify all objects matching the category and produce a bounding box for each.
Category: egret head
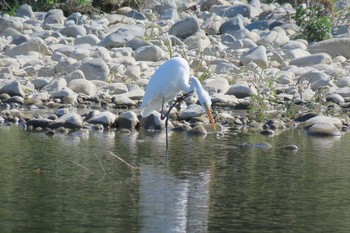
[190,77,216,130]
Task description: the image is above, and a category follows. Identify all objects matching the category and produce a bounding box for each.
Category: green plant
[293,4,333,42]
[4,2,19,15]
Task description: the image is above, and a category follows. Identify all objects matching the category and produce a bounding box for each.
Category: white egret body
[140,57,216,157]
[141,57,215,127]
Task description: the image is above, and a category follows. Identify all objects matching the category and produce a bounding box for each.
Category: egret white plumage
[140,57,216,157]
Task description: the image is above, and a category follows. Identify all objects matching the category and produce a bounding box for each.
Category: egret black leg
[160,91,194,159]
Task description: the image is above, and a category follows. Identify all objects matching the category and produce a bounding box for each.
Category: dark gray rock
[140,111,165,130]
[126,10,146,20]
[60,25,87,37]
[27,118,52,129]
[0,80,25,97]
[16,4,35,18]
[117,111,139,129]
[219,16,245,35]
[246,20,269,31]
[218,5,251,18]
[98,32,126,48]
[169,16,200,39]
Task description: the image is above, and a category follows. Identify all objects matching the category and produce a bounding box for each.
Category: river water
[1,125,350,232]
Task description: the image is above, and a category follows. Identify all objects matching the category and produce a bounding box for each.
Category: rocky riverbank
[1,0,350,138]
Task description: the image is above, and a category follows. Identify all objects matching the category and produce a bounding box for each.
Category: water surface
[1,125,350,232]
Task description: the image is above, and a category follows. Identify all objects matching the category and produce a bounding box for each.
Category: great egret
[140,57,216,157]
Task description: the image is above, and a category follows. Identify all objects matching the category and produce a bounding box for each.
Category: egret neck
[189,76,216,130]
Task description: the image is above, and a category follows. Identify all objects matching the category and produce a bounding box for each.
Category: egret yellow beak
[205,104,216,130]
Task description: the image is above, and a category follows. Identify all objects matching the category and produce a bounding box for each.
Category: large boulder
[308,38,350,58]
[4,37,50,57]
[306,122,341,136]
[0,17,23,33]
[289,53,332,67]
[0,80,25,97]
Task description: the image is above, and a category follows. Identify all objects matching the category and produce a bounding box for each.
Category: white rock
[5,37,50,57]
[70,48,91,60]
[289,53,332,67]
[284,48,311,60]
[112,94,136,106]
[183,31,211,50]
[88,111,117,127]
[103,83,128,94]
[181,104,205,120]
[75,34,100,46]
[326,93,344,104]
[51,87,78,104]
[203,77,230,93]
[43,9,65,26]
[240,46,268,68]
[134,45,168,62]
[60,25,87,37]
[226,81,257,98]
[332,87,350,98]
[336,76,350,88]
[0,17,23,33]
[64,70,85,82]
[308,38,350,58]
[306,115,343,128]
[56,112,83,129]
[68,79,97,96]
[79,58,110,81]
[42,78,67,92]
[306,122,341,136]
[256,30,289,47]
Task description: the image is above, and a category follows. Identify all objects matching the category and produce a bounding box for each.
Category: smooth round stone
[260,129,275,135]
[186,124,207,135]
[55,107,69,117]
[117,111,139,129]
[140,111,165,130]
[281,145,299,151]
[88,111,117,127]
[306,122,341,136]
[169,16,199,39]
